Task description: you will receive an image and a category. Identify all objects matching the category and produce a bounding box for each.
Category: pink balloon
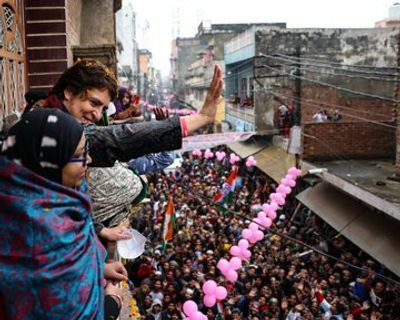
[226,269,238,282]
[286,173,295,180]
[229,158,236,164]
[252,218,262,226]
[204,149,214,159]
[288,167,301,177]
[202,280,217,295]
[249,223,258,231]
[269,193,278,201]
[255,230,264,241]
[217,259,230,273]
[203,295,216,308]
[285,186,292,194]
[275,193,285,206]
[281,178,290,187]
[183,300,198,316]
[242,249,252,259]
[276,185,288,195]
[285,178,296,187]
[262,217,272,228]
[249,233,258,244]
[201,316,208,320]
[230,245,240,256]
[242,229,252,239]
[262,203,270,212]
[257,211,267,220]
[268,210,277,221]
[230,257,242,270]
[216,286,228,300]
[238,239,249,249]
[191,311,205,320]
[269,202,279,211]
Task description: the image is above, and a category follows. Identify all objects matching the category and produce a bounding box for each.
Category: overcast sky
[129,0,394,75]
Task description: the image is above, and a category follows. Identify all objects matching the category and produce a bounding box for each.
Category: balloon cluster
[229,239,252,260]
[229,153,240,164]
[181,166,303,319]
[217,257,242,283]
[215,151,226,161]
[192,149,202,157]
[245,156,257,167]
[202,280,228,308]
[241,222,264,244]
[204,149,214,159]
[183,301,207,320]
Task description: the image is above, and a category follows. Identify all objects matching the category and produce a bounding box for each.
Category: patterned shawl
[0,156,106,320]
[87,161,145,226]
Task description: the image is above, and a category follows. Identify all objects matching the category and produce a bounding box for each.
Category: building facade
[116,0,139,90]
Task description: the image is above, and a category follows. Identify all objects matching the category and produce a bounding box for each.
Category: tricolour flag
[213,165,238,205]
[162,198,175,250]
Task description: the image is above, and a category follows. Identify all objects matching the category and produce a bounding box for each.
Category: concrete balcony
[225,101,255,123]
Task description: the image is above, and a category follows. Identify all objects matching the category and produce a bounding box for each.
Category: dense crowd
[127,151,400,320]
[1,58,399,320]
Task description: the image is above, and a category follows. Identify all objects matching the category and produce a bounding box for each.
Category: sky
[128,0,395,75]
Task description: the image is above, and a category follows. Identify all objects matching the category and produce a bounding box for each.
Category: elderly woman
[0,109,122,319]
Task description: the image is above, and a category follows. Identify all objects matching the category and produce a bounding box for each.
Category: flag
[162,198,175,250]
[213,165,238,206]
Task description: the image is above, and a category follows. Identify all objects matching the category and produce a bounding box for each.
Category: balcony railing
[225,101,255,123]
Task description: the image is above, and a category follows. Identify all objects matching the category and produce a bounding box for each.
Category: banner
[180,132,255,153]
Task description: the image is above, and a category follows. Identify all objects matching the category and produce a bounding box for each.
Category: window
[0,1,25,123]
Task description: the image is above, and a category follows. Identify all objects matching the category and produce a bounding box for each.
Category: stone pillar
[73,0,118,74]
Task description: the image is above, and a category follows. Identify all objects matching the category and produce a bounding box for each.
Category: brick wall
[25,0,68,92]
[302,122,396,161]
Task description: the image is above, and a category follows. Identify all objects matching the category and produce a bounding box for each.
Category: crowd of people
[0,58,399,320]
[126,152,400,320]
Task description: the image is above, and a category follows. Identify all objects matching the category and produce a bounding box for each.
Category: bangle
[180,118,189,137]
[107,294,122,310]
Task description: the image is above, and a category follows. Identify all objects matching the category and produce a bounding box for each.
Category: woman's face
[64,88,111,124]
[122,93,130,105]
[62,135,91,188]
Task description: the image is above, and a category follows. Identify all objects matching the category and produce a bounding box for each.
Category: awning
[297,182,400,277]
[253,146,296,183]
[227,139,269,159]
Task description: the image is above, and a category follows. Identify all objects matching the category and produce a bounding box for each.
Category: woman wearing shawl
[113,87,130,115]
[0,109,119,319]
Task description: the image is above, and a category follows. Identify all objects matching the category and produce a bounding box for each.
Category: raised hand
[153,106,169,120]
[199,65,223,123]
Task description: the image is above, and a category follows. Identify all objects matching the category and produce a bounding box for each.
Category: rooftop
[302,159,400,220]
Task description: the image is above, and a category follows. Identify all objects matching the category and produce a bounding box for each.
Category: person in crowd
[0,109,125,319]
[112,91,142,121]
[113,87,131,115]
[313,109,329,123]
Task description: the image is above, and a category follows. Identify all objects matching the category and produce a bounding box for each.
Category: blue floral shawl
[0,156,106,319]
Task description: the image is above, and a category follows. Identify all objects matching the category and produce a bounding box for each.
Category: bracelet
[107,294,123,310]
[180,118,189,137]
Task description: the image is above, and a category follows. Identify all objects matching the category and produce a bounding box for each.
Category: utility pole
[293,45,302,126]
